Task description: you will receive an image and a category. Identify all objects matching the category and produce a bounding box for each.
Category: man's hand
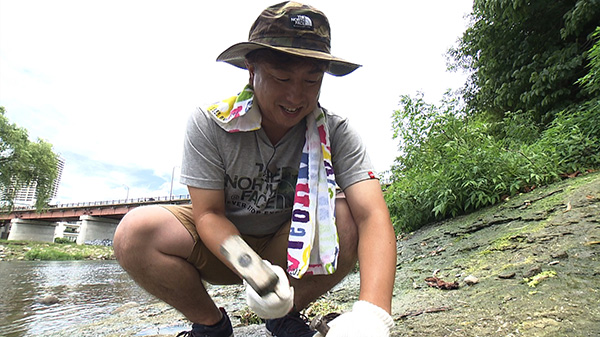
[314,301,394,337]
[245,260,294,319]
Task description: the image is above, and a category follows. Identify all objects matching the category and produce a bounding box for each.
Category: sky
[0,0,474,204]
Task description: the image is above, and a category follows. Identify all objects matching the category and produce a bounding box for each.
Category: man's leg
[113,205,223,325]
[289,196,359,310]
[262,197,358,336]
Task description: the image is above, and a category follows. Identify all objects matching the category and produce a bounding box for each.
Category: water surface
[0,260,156,337]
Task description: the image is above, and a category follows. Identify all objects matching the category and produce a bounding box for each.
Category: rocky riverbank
[5,172,600,336]
[391,171,600,336]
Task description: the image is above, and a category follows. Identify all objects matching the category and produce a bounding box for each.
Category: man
[114,2,396,336]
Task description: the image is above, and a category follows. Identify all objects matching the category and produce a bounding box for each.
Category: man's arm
[343,179,396,313]
[188,186,240,265]
[189,185,295,318]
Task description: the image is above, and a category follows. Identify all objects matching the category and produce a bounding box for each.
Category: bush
[54,237,74,244]
[388,93,531,232]
[526,98,600,174]
[385,93,599,233]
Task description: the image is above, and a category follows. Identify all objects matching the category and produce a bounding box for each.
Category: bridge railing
[10,194,191,211]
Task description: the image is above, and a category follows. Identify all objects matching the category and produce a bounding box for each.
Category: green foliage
[54,237,75,244]
[0,106,59,210]
[528,98,600,174]
[24,247,86,260]
[449,0,600,126]
[388,93,533,232]
[494,110,541,146]
[577,26,600,95]
[385,92,599,233]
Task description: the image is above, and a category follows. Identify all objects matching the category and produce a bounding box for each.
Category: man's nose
[284,81,304,104]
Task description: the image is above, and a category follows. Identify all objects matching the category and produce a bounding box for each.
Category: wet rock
[39,295,59,305]
[551,251,569,259]
[523,266,543,278]
[498,272,516,279]
[112,301,140,314]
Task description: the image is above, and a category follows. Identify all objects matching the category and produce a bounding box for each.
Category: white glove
[314,301,394,337]
[245,260,294,319]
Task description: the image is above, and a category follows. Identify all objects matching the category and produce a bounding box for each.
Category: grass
[24,247,87,260]
[0,239,114,261]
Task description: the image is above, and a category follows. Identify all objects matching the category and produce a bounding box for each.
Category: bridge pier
[77,215,119,245]
[7,219,57,242]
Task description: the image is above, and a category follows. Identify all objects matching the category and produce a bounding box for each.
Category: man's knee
[114,206,159,263]
[335,197,359,251]
[114,206,194,268]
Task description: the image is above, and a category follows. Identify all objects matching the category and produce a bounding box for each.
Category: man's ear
[245,60,255,85]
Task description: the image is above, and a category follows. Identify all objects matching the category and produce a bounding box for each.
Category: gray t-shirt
[180,105,375,235]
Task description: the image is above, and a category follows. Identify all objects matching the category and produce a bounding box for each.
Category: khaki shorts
[161,205,290,285]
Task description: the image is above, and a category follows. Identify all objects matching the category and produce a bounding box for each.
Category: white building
[2,156,65,207]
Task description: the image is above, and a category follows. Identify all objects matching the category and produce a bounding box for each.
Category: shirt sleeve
[328,112,377,190]
[179,108,226,190]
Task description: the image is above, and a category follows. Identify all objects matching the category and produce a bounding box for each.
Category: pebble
[498,272,516,279]
[464,275,479,286]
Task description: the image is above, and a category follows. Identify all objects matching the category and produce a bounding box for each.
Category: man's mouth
[282,106,300,114]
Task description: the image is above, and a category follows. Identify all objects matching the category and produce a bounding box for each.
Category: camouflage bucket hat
[216,1,361,76]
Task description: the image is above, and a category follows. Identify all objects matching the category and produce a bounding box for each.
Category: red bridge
[0,195,191,243]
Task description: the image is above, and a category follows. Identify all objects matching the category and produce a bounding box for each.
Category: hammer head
[309,314,330,335]
[220,235,279,296]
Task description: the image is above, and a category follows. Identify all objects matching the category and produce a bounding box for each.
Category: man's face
[248,59,324,142]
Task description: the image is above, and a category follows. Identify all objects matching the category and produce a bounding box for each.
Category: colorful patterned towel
[206,85,261,132]
[287,107,338,278]
[206,85,339,279]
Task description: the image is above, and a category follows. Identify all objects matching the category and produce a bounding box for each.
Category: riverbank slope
[390,171,599,336]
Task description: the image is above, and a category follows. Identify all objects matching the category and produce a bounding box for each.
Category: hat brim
[216,42,361,77]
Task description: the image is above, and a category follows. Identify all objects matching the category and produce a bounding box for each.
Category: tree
[0,106,59,210]
[577,27,600,95]
[449,0,600,126]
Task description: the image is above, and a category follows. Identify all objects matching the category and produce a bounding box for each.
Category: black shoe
[265,311,316,337]
[176,307,234,337]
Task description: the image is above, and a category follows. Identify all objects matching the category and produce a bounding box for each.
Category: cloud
[1,0,472,203]
[55,151,187,203]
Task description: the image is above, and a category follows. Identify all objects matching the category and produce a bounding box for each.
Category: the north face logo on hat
[290,14,313,30]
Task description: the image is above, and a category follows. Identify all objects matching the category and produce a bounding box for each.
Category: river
[0,260,157,337]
